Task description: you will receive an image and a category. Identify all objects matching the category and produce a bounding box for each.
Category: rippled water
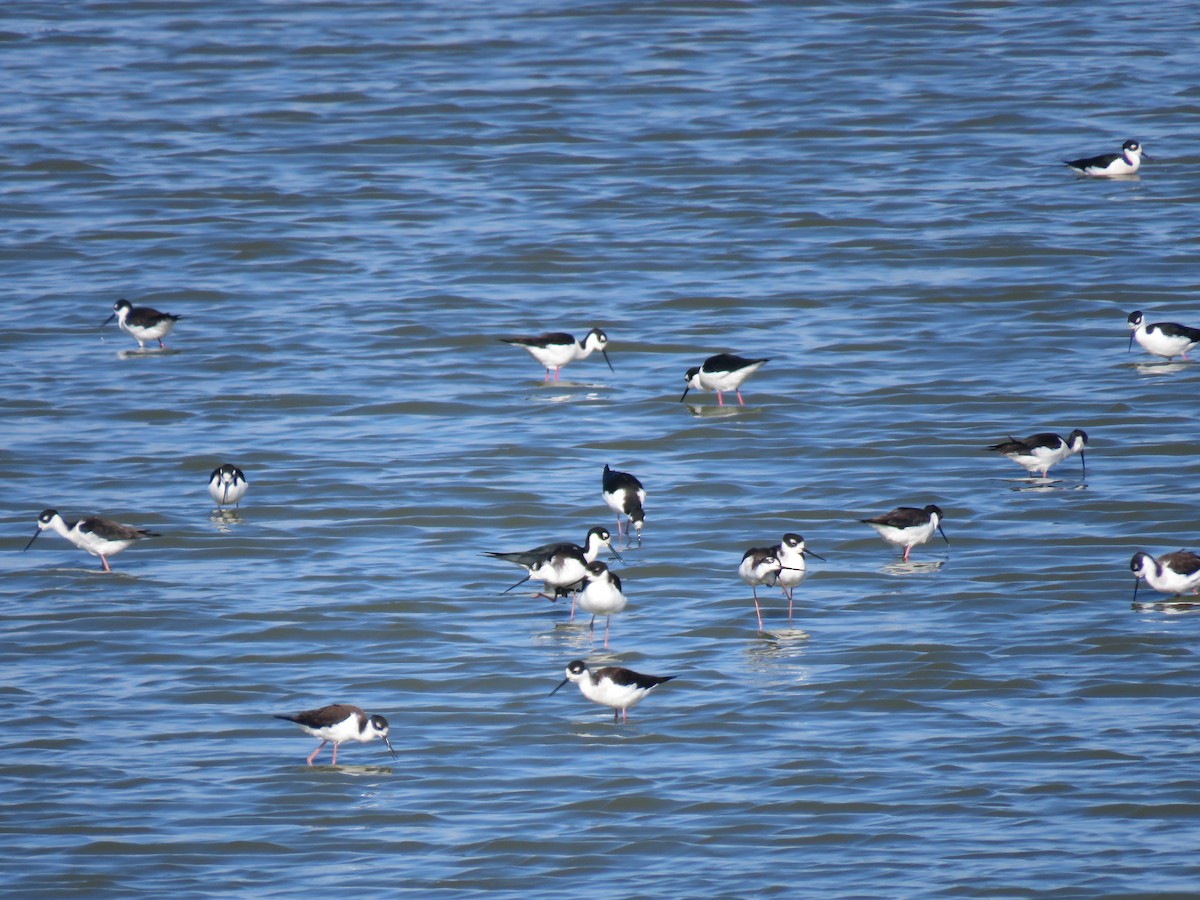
[5,1,1200,896]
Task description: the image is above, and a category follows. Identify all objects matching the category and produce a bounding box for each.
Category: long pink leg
[902,545,912,562]
[716,392,725,406]
[544,369,551,382]
[306,741,328,766]
[588,615,595,642]
[736,390,745,405]
[100,556,112,573]
[330,742,339,765]
[603,617,610,648]
[554,367,561,381]
[752,586,764,631]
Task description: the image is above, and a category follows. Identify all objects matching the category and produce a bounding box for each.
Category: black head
[590,526,612,543]
[550,659,589,696]
[1130,551,1153,602]
[1127,310,1144,351]
[367,714,397,758]
[585,560,608,577]
[679,366,701,402]
[1122,139,1140,153]
[585,328,615,373]
[924,505,949,545]
[25,509,59,551]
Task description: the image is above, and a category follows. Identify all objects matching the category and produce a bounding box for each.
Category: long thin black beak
[1142,152,1153,161]
[678,385,690,402]
[601,348,614,373]
[1079,450,1086,477]
[1132,578,1140,603]
[23,529,41,552]
[501,573,531,595]
[609,544,625,564]
[937,524,950,546]
[802,548,826,562]
[381,735,398,759]
[1128,331,1135,352]
[549,677,570,696]
[101,312,116,328]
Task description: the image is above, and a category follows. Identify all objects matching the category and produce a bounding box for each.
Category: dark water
[4,1,1200,896]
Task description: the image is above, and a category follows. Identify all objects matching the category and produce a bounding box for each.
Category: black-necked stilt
[275,703,396,766]
[1064,139,1150,176]
[550,659,674,723]
[501,545,590,601]
[739,546,782,631]
[1127,310,1200,361]
[987,430,1088,479]
[24,508,158,573]
[485,525,622,572]
[208,463,248,508]
[1130,550,1200,602]
[602,464,645,546]
[776,533,825,625]
[501,328,613,381]
[102,298,181,349]
[680,353,769,406]
[861,504,948,562]
[577,560,628,647]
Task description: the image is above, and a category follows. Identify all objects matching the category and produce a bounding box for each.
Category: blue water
[4,1,1200,896]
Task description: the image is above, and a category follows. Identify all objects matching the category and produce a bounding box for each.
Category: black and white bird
[861,505,948,562]
[501,328,614,381]
[208,464,249,508]
[602,464,646,546]
[275,703,396,766]
[987,430,1088,479]
[103,298,181,350]
[576,560,628,647]
[775,533,824,625]
[739,547,783,631]
[1127,310,1200,361]
[1064,139,1150,176]
[1130,550,1200,602]
[24,508,158,573]
[680,353,769,406]
[501,545,591,601]
[550,659,674,723]
[485,525,621,573]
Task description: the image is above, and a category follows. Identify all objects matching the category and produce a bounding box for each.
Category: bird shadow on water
[30,565,141,580]
[1001,477,1088,494]
[754,626,811,643]
[292,764,395,776]
[1132,599,1200,615]
[880,559,946,576]
[681,403,760,419]
[209,510,246,532]
[1131,360,1191,377]
[114,347,184,360]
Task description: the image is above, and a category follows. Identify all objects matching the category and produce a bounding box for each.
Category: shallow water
[4,1,1200,896]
